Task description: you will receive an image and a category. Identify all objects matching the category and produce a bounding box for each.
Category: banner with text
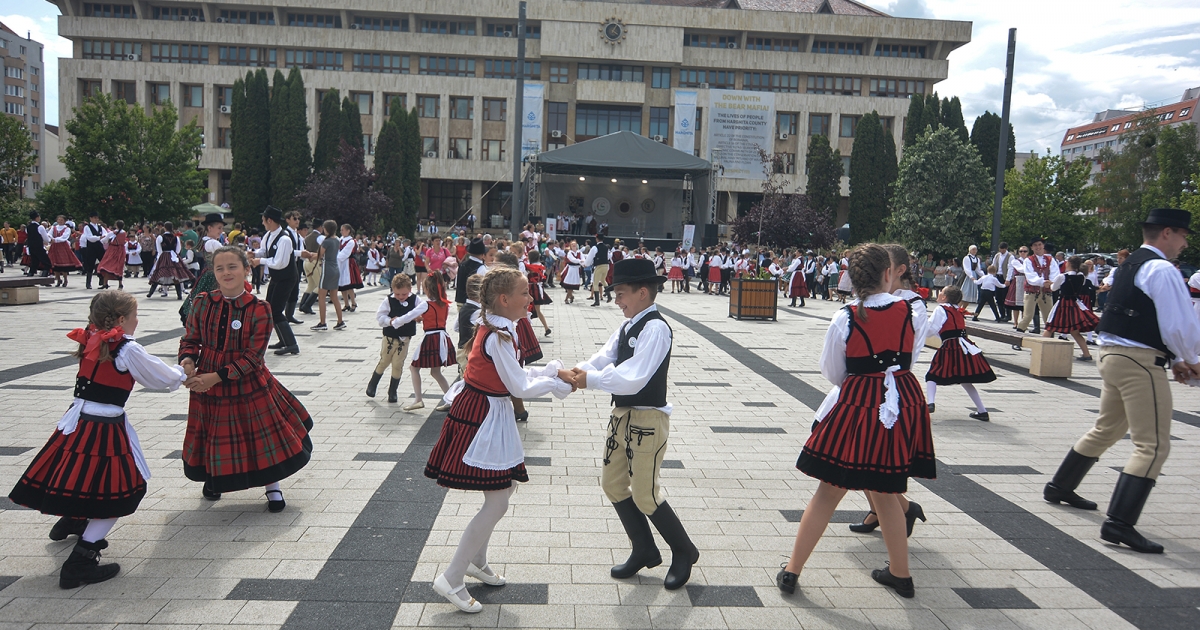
[672,90,698,156]
[521,83,545,159]
[681,224,696,251]
[706,90,776,180]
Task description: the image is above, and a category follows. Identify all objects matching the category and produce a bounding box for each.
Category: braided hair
[73,291,138,362]
[477,267,525,343]
[847,243,892,322]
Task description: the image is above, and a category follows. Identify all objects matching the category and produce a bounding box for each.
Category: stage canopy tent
[535,130,712,179]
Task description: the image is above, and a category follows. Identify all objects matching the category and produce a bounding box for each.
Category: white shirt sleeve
[1023,257,1044,287]
[583,320,671,396]
[337,239,353,262]
[1138,260,1200,364]
[927,304,948,334]
[257,230,294,270]
[1051,273,1069,291]
[489,333,573,398]
[114,341,186,391]
[819,308,850,387]
[1188,271,1200,292]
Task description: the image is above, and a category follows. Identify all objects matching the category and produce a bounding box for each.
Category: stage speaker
[703,224,718,247]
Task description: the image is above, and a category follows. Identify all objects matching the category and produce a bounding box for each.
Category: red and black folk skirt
[339,257,365,292]
[9,413,146,518]
[413,330,457,368]
[182,379,313,493]
[48,241,83,271]
[1045,299,1099,334]
[529,281,553,306]
[424,384,529,491]
[788,272,810,298]
[926,335,997,385]
[797,371,935,494]
[515,316,543,364]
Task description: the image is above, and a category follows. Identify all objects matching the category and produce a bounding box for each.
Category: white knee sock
[82,517,118,543]
[265,481,282,501]
[962,384,987,413]
[925,381,937,405]
[443,488,512,600]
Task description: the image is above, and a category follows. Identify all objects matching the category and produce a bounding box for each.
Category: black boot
[49,516,88,541]
[610,498,662,579]
[146,283,156,298]
[646,501,698,590]
[387,378,400,403]
[1100,473,1164,554]
[60,539,120,589]
[175,284,183,300]
[591,292,601,307]
[1044,449,1099,510]
[366,372,383,398]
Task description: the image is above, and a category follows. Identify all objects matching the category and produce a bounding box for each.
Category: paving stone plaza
[1,285,1198,629]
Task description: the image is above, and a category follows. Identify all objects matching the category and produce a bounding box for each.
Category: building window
[547,102,567,135]
[4,66,23,79]
[484,59,540,79]
[1181,107,1191,116]
[422,137,438,157]
[80,79,103,100]
[744,72,800,93]
[113,81,136,104]
[449,96,473,120]
[651,67,671,89]
[353,52,408,73]
[807,76,861,96]
[746,37,800,52]
[352,16,407,31]
[874,44,925,58]
[449,138,471,159]
[482,140,505,162]
[82,40,142,60]
[679,69,734,89]
[217,127,231,148]
[285,50,343,70]
[485,23,540,38]
[684,33,739,48]
[420,20,475,35]
[483,98,506,121]
[841,156,852,176]
[649,107,670,140]
[383,94,406,116]
[217,86,233,108]
[809,113,831,137]
[151,43,209,64]
[83,3,136,18]
[774,153,796,174]
[32,83,39,92]
[219,46,276,67]
[428,181,472,222]
[351,92,372,115]
[363,134,373,154]
[418,95,439,118]
[839,115,860,138]
[4,85,24,97]
[149,83,170,105]
[550,63,570,84]
[777,112,797,136]
[183,85,204,108]
[868,79,924,98]
[880,117,894,134]
[812,41,863,55]
[152,6,203,21]
[219,10,275,24]
[3,102,25,116]
[288,13,341,28]
[31,133,39,141]
[31,99,38,109]
[575,105,641,139]
[419,56,475,77]
[577,64,644,82]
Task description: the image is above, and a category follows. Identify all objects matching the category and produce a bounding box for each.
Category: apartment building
[1060,86,1200,178]
[1,23,46,198]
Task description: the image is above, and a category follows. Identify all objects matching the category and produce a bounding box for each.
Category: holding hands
[557,368,588,390]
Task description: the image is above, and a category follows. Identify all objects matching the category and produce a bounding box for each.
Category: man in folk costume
[1043,208,1200,554]
[587,235,611,307]
[454,238,487,305]
[249,206,300,356]
[990,242,1014,322]
[80,211,107,289]
[282,211,305,326]
[1016,237,1059,337]
[298,218,323,315]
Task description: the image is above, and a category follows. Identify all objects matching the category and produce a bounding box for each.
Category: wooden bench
[925,323,1075,378]
[0,276,54,306]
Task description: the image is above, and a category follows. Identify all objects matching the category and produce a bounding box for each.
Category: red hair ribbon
[67,326,127,361]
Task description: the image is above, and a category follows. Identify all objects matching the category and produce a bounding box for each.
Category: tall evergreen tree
[903,94,925,149]
[342,96,364,160]
[803,133,843,229]
[847,112,897,243]
[374,106,404,229]
[970,111,1016,182]
[269,68,311,210]
[920,93,941,135]
[398,108,423,237]
[941,96,969,143]
[229,69,271,221]
[313,89,345,174]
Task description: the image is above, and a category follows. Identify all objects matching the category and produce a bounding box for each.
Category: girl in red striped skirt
[1044,255,1098,362]
[925,286,996,422]
[9,291,187,588]
[424,267,575,613]
[404,272,456,411]
[778,244,935,600]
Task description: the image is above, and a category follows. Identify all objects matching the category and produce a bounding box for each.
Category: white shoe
[401,401,425,412]
[467,563,506,586]
[433,574,482,613]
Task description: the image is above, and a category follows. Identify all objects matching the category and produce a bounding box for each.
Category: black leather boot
[610,498,662,579]
[1101,473,1163,554]
[647,501,698,590]
[387,378,401,403]
[1044,449,1099,510]
[49,516,87,541]
[60,539,120,589]
[366,372,383,398]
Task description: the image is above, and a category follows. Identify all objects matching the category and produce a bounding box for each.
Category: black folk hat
[610,258,666,288]
[201,212,226,226]
[261,205,284,224]
[467,237,487,256]
[1141,207,1193,233]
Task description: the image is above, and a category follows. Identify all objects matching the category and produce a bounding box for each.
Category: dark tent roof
[535,131,712,180]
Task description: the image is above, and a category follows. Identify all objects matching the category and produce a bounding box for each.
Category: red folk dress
[925,304,997,385]
[798,297,936,493]
[48,224,83,271]
[413,299,457,368]
[1045,273,1100,334]
[527,263,553,305]
[179,290,312,493]
[97,230,128,280]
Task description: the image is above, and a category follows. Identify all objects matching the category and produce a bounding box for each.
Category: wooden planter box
[729,278,778,321]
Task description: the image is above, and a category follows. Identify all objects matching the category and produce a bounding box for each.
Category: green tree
[230,69,271,221]
[373,105,405,230]
[920,93,941,135]
[940,96,969,144]
[903,94,925,149]
[63,93,205,224]
[398,107,423,237]
[848,112,897,243]
[0,114,37,202]
[294,141,392,232]
[1145,123,1199,209]
[269,68,311,211]
[1092,111,1161,249]
[970,111,1016,182]
[313,90,345,174]
[803,133,843,229]
[1000,152,1096,252]
[342,97,363,160]
[36,178,71,218]
[887,126,992,257]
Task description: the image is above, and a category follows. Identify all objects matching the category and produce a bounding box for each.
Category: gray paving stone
[952,587,1040,609]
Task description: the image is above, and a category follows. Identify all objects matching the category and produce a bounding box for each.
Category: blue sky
[6,0,1200,154]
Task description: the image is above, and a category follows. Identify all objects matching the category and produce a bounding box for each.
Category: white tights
[442,486,515,602]
[925,381,987,413]
[265,481,282,501]
[82,517,118,543]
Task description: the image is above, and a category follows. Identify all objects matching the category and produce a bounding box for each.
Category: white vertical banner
[546,217,557,243]
[707,90,776,180]
[521,82,544,159]
[672,90,698,155]
[681,224,696,251]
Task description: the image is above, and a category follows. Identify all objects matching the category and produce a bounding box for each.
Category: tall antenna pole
[991,28,1016,254]
[511,1,527,233]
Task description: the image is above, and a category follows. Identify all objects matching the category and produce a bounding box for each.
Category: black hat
[1140,207,1193,233]
[467,237,487,256]
[610,258,666,288]
[1029,236,1045,246]
[201,212,226,226]
[88,210,99,218]
[261,205,284,224]
[28,210,40,220]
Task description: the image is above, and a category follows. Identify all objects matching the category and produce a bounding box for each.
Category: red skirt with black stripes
[9,415,146,518]
[424,386,529,491]
[797,371,935,493]
[516,316,543,365]
[926,340,997,385]
[1045,299,1099,334]
[412,331,457,368]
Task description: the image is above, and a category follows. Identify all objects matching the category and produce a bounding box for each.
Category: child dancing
[367,274,426,403]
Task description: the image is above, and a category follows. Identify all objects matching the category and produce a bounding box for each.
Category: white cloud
[3,4,71,126]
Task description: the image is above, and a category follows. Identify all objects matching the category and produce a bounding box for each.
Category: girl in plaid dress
[179,247,313,513]
[9,292,187,588]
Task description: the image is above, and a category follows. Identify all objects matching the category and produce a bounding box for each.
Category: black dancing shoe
[871,565,914,598]
[202,481,222,501]
[776,566,798,595]
[265,490,286,513]
[273,346,300,355]
[516,410,529,423]
[904,502,927,538]
[268,341,286,349]
[926,403,935,414]
[969,412,991,422]
[848,512,879,534]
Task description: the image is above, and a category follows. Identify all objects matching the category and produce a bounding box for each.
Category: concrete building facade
[1060,86,1200,178]
[1,23,47,198]
[47,0,970,230]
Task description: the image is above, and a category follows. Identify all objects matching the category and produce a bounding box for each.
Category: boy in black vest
[368,274,427,403]
[81,211,106,289]
[569,258,698,590]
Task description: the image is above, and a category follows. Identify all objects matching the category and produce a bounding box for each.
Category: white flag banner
[546,217,557,243]
[521,83,544,159]
[681,224,696,251]
[672,90,698,155]
[706,90,776,180]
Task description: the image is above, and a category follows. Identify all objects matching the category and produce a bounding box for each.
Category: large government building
[48,0,970,234]
[2,23,47,198]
